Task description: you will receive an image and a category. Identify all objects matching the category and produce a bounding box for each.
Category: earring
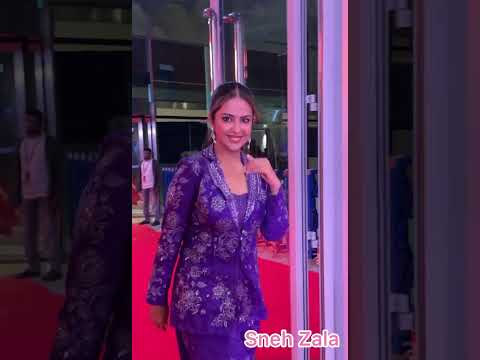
[248,138,251,149]
[211,130,217,144]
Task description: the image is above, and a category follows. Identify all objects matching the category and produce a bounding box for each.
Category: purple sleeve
[261,185,289,241]
[146,158,200,305]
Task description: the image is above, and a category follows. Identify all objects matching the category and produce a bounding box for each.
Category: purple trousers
[176,328,257,360]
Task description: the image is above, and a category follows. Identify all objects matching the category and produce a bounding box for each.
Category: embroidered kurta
[51,130,132,359]
[146,145,288,335]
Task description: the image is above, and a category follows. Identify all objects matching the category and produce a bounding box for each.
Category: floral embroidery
[211,195,226,212]
[236,281,253,323]
[175,288,202,319]
[184,234,210,264]
[214,232,240,261]
[192,159,201,176]
[147,145,289,335]
[51,134,131,359]
[211,281,236,328]
[164,212,179,229]
[207,161,241,231]
[243,174,259,223]
[216,218,235,233]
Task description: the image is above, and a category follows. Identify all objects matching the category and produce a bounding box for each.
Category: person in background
[137,147,161,226]
[15,109,63,282]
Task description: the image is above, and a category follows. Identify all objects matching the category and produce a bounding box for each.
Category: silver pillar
[287,0,309,359]
[34,50,45,114]
[203,45,213,112]
[13,48,26,138]
[322,0,349,359]
[316,1,326,359]
[223,12,247,84]
[137,120,145,163]
[39,6,57,137]
[145,27,158,160]
[203,0,224,92]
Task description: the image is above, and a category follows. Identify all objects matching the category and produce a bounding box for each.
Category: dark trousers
[142,188,161,222]
[23,197,62,272]
[175,329,256,360]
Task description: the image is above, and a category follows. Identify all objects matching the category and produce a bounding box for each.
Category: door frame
[0,40,26,139]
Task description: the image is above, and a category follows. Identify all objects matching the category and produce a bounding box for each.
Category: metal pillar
[321,0,348,359]
[145,25,158,160]
[203,0,224,92]
[287,0,309,359]
[13,47,26,138]
[39,5,57,137]
[223,12,247,84]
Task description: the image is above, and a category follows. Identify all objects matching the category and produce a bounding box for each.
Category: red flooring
[0,277,64,359]
[133,224,321,360]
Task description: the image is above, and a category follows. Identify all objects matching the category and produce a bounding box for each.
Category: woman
[51,129,131,359]
[147,82,289,359]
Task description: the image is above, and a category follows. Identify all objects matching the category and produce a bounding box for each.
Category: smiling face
[211,96,254,154]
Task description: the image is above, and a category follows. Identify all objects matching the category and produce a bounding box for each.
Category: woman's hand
[245,154,282,195]
[150,305,169,330]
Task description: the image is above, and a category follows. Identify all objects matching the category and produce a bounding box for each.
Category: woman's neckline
[232,192,248,197]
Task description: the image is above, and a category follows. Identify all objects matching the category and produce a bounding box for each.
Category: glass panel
[387,6,417,360]
[0,53,19,147]
[132,123,141,168]
[132,36,149,115]
[223,1,297,358]
[133,0,210,167]
[224,0,289,178]
[52,6,131,24]
[307,1,321,359]
[0,49,23,252]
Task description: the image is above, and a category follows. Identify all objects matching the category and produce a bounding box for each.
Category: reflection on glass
[133,1,324,358]
[388,6,417,360]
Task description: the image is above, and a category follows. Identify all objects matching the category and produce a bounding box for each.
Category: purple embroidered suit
[146,145,288,335]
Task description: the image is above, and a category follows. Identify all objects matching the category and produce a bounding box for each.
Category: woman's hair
[209,82,260,123]
[204,82,260,148]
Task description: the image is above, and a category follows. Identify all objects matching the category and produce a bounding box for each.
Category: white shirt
[141,159,154,190]
[20,134,50,199]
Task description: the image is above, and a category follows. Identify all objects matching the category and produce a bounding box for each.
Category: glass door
[217,0,299,352]
[203,1,348,359]
[132,0,348,358]
[386,4,417,360]
[0,35,58,260]
[202,0,348,359]
[0,41,25,250]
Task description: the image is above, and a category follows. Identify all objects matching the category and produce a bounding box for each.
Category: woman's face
[211,96,253,153]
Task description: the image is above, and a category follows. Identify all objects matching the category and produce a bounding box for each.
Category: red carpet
[0,277,64,359]
[133,224,321,360]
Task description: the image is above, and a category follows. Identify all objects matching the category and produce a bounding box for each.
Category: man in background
[15,109,63,282]
[137,147,161,226]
